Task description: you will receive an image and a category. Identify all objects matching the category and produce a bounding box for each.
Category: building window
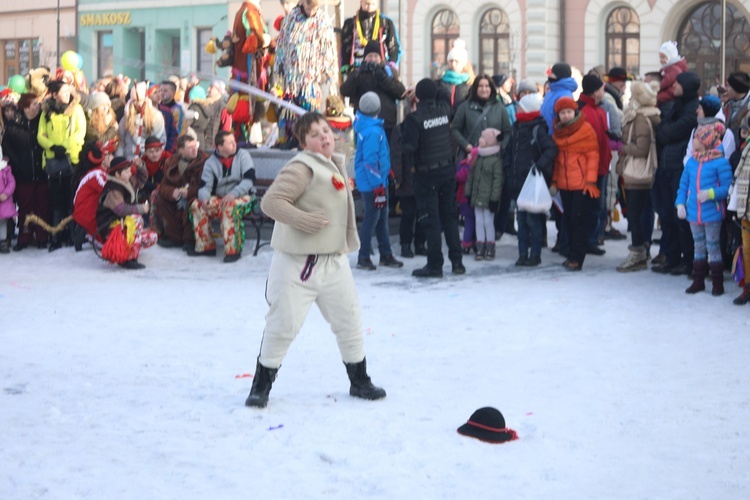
[478,8,510,77]
[605,7,640,76]
[431,9,460,78]
[197,28,214,76]
[4,39,40,79]
[97,31,114,78]
[678,1,750,89]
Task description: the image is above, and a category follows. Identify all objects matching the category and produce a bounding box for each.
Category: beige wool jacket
[261,151,360,255]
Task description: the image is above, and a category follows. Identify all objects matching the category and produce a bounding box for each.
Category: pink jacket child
[0,147,17,253]
[658,41,688,104]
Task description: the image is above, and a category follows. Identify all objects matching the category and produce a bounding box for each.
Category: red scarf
[142,151,171,177]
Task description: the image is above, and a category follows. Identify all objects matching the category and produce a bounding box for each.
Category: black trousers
[654,168,693,266]
[398,196,425,247]
[560,189,588,265]
[48,175,72,243]
[625,188,650,247]
[414,168,462,269]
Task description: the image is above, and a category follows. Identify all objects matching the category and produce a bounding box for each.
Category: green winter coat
[465,151,504,209]
[451,99,512,152]
[37,98,87,167]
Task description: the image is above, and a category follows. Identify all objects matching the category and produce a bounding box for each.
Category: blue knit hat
[699,94,722,118]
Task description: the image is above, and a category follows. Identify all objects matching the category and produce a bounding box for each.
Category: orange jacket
[552,115,599,191]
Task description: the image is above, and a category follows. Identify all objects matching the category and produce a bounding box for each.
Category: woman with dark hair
[2,93,49,250]
[451,75,512,158]
[451,75,512,250]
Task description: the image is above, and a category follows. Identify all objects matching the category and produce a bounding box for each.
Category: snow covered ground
[2,220,750,499]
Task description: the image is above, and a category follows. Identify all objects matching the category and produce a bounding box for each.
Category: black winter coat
[340,63,406,130]
[341,12,400,68]
[2,113,45,183]
[390,124,415,197]
[436,79,470,120]
[656,96,699,170]
[504,115,558,199]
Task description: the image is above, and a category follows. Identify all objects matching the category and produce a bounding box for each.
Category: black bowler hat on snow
[457,407,519,444]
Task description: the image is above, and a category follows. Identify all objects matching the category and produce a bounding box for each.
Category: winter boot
[616,245,648,272]
[475,242,486,261]
[379,254,404,268]
[685,260,708,294]
[0,241,9,254]
[414,243,428,256]
[245,358,279,408]
[733,285,750,305]
[709,262,724,296]
[485,241,496,260]
[412,264,443,278]
[401,244,414,258]
[344,358,386,400]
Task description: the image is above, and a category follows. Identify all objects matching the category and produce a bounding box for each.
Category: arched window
[678,1,750,89]
[605,7,640,75]
[478,8,510,76]
[431,9,460,78]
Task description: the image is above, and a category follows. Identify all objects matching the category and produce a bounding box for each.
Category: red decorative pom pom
[101,224,130,264]
[331,174,345,191]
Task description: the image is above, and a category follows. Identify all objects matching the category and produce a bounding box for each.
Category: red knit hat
[554,96,578,114]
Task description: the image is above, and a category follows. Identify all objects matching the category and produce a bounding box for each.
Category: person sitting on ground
[244,111,386,408]
[96,157,157,269]
[72,140,117,249]
[155,135,209,250]
[190,131,256,263]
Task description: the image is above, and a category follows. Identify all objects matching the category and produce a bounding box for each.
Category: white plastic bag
[727,182,738,212]
[516,167,552,213]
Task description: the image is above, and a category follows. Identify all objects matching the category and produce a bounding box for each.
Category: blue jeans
[517,210,545,258]
[358,190,393,261]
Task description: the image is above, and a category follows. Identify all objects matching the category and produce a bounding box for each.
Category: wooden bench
[241,149,298,256]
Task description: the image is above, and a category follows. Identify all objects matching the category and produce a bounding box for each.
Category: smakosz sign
[80,12,132,27]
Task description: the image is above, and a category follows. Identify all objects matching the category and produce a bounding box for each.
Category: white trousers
[258,251,366,368]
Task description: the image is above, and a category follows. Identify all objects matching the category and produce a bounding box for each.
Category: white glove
[697,189,712,203]
[676,204,687,220]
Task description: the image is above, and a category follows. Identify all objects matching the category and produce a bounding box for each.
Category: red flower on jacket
[332,173,346,191]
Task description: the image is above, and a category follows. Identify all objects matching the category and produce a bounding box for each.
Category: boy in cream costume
[245,112,386,408]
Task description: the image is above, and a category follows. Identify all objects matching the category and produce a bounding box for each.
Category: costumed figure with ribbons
[96,156,157,270]
[340,0,401,75]
[223,0,270,144]
[272,0,339,148]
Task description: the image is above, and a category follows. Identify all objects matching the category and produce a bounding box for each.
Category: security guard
[401,78,465,278]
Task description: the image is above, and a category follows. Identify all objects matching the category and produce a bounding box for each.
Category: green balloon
[8,74,26,93]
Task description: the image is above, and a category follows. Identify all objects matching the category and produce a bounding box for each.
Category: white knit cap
[518,93,543,113]
[447,39,468,66]
[659,41,680,62]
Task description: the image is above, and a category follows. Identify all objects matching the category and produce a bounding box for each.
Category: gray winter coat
[198,148,256,202]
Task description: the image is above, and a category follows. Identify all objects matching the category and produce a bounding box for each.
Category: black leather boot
[344,358,386,400]
[709,262,724,296]
[245,358,279,408]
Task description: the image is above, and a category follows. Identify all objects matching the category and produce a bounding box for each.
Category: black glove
[489,200,499,213]
[465,196,471,205]
[374,67,388,82]
[51,145,67,159]
[360,62,377,73]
